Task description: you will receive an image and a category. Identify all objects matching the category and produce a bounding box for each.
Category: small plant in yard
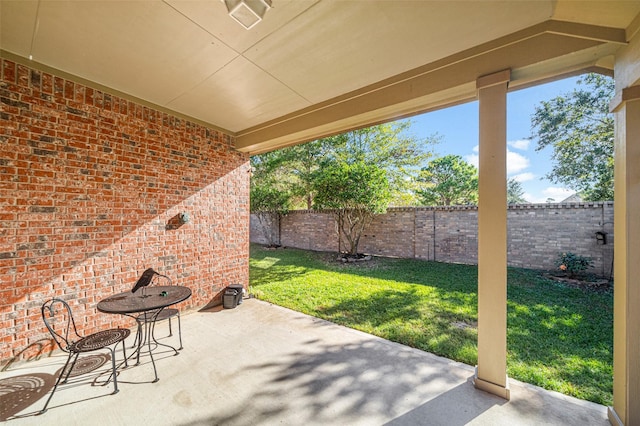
[555,252,593,278]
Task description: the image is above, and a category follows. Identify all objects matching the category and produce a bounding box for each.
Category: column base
[608,406,623,426]
[473,367,511,400]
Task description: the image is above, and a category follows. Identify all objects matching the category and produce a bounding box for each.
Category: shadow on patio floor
[1,299,608,426]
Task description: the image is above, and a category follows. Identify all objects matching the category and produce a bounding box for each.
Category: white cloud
[511,172,535,182]
[507,151,529,174]
[466,145,530,175]
[508,139,530,150]
[526,187,574,203]
[465,153,479,168]
[543,187,574,199]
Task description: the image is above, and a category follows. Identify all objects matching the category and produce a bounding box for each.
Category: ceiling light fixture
[221,0,272,30]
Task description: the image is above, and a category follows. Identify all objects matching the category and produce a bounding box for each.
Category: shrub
[555,252,593,278]
[313,161,391,256]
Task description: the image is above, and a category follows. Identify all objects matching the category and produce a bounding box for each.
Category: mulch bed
[544,273,612,293]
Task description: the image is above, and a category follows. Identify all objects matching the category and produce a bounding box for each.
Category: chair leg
[135,319,143,365]
[103,336,131,387]
[62,353,80,384]
[121,338,129,368]
[176,313,183,350]
[109,346,120,394]
[39,354,73,414]
[148,319,159,383]
[131,321,141,350]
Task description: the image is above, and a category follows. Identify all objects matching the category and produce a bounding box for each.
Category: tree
[417,155,478,206]
[313,161,391,256]
[250,121,438,208]
[250,151,291,246]
[531,73,614,201]
[250,183,290,247]
[273,139,333,209]
[314,122,438,206]
[507,178,527,204]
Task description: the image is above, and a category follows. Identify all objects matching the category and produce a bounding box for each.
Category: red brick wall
[0,59,250,364]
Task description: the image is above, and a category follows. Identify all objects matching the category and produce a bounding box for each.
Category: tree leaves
[313,161,392,255]
[417,155,478,206]
[531,74,614,201]
[507,178,527,204]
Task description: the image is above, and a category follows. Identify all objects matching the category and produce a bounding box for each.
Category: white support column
[608,85,640,426]
[474,69,511,400]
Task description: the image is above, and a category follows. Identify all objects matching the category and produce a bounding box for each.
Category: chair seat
[70,328,131,353]
[41,298,132,414]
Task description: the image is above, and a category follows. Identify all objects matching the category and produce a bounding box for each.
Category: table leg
[149,309,180,357]
[126,312,159,382]
[147,316,159,383]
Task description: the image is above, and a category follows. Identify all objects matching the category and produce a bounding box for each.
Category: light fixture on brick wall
[179,212,190,224]
[221,0,272,30]
[595,231,607,245]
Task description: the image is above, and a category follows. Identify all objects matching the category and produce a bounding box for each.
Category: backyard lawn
[249,244,613,406]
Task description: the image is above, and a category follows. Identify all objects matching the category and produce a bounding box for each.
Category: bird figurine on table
[131,268,158,293]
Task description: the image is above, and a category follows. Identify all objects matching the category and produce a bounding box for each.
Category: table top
[97,285,191,314]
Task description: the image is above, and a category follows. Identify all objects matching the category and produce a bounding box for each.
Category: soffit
[552,0,640,28]
[1,0,639,154]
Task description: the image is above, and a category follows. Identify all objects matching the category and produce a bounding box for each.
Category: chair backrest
[151,271,172,286]
[41,298,81,353]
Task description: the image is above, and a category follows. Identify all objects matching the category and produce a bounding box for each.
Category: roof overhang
[1,0,638,155]
[236,20,627,154]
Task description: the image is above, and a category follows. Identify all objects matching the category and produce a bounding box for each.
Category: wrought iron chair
[131,268,183,351]
[40,298,130,414]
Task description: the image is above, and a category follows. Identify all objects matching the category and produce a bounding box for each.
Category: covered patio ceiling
[2,1,639,155]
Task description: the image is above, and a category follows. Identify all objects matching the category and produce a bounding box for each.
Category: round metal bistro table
[97,285,191,382]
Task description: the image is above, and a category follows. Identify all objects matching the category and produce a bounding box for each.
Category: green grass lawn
[249,244,613,406]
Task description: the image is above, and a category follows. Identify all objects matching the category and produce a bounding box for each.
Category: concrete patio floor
[1,298,608,425]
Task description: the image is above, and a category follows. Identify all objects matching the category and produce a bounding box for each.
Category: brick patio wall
[251,203,614,276]
[0,59,250,364]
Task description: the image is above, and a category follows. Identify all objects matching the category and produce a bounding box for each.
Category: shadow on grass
[249,244,613,405]
[307,287,477,366]
[317,287,423,325]
[506,274,613,404]
[250,247,315,288]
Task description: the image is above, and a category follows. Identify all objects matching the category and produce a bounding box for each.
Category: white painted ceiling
[2,1,639,153]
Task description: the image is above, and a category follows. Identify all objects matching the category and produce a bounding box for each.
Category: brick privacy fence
[1,59,250,364]
[251,203,614,276]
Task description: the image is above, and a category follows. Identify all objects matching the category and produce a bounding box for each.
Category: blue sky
[409,76,582,203]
